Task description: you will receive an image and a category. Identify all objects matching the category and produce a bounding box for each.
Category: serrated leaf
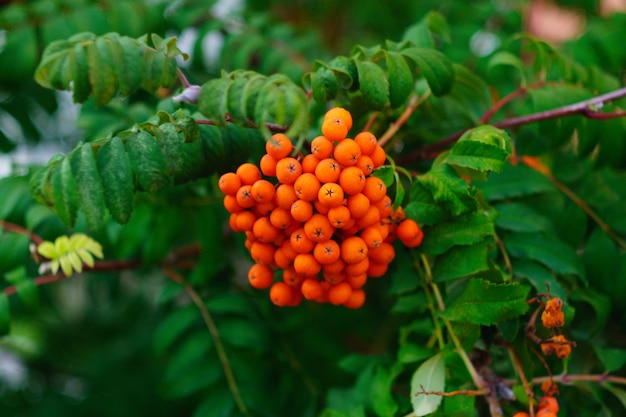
[493,202,553,233]
[418,163,477,216]
[0,294,10,336]
[355,60,389,110]
[70,42,90,103]
[488,51,528,86]
[441,279,530,325]
[155,123,184,176]
[593,347,626,372]
[198,77,232,125]
[402,11,450,48]
[373,166,395,187]
[393,173,406,208]
[370,365,399,417]
[71,143,106,230]
[125,130,170,192]
[432,241,491,282]
[477,163,555,201]
[419,212,494,255]
[87,36,118,107]
[97,137,134,224]
[385,51,414,108]
[405,181,449,226]
[503,232,585,281]
[446,126,511,180]
[50,156,79,227]
[513,260,566,301]
[411,353,445,416]
[401,47,455,96]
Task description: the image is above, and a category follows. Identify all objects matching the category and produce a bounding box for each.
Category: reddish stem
[0,220,43,245]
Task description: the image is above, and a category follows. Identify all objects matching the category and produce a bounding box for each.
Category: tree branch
[0,219,44,245]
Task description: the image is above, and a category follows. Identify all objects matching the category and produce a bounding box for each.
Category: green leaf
[384,51,414,108]
[97,137,134,224]
[477,163,555,201]
[355,60,389,110]
[512,260,566,301]
[153,305,199,355]
[418,163,476,216]
[401,47,455,96]
[125,130,170,192]
[446,126,511,180]
[604,384,626,413]
[411,353,445,416]
[569,287,610,339]
[71,143,106,230]
[193,389,235,417]
[155,123,185,176]
[493,202,553,233]
[198,77,233,126]
[432,241,491,282]
[50,156,79,227]
[87,36,118,107]
[398,344,434,364]
[370,365,399,417]
[405,181,449,226]
[372,166,395,187]
[503,232,586,281]
[0,294,10,336]
[403,11,450,48]
[593,347,626,372]
[487,51,528,86]
[419,212,495,255]
[440,279,530,325]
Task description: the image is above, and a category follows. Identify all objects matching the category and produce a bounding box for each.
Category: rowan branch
[415,384,490,397]
[0,219,44,245]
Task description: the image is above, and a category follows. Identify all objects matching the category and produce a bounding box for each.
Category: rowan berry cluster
[513,394,560,417]
[219,107,423,308]
[539,297,573,360]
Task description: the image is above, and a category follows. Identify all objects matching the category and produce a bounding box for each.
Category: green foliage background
[1,0,626,416]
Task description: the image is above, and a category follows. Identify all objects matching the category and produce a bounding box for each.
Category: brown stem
[506,344,536,417]
[532,373,626,386]
[415,384,490,397]
[479,81,549,124]
[0,220,44,245]
[162,267,249,415]
[378,91,431,148]
[177,68,191,88]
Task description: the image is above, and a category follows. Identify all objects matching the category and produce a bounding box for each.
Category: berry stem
[378,90,431,148]
[162,267,250,416]
[532,373,626,386]
[0,219,44,245]
[506,343,536,417]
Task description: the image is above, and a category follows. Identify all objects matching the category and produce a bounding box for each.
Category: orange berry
[354,131,377,155]
[266,133,293,160]
[344,288,365,309]
[287,290,303,307]
[290,228,316,254]
[218,172,241,195]
[260,154,277,176]
[537,396,559,414]
[363,176,387,204]
[369,242,395,264]
[229,213,242,232]
[397,219,424,247]
[339,166,366,195]
[328,282,353,305]
[235,184,256,208]
[333,139,362,166]
[324,107,353,129]
[291,199,314,222]
[223,194,244,214]
[356,205,381,229]
[360,226,383,249]
[269,207,293,229]
[315,158,342,183]
[294,253,322,276]
[318,183,345,208]
[341,236,368,264]
[322,108,352,141]
[512,413,530,417]
[310,135,334,159]
[269,282,293,306]
[367,261,388,277]
[249,241,276,266]
[535,410,557,417]
[254,201,275,217]
[275,157,302,184]
[274,247,294,269]
[282,268,306,287]
[370,145,387,168]
[301,278,323,300]
[323,258,346,274]
[355,155,375,176]
[346,193,371,218]
[327,205,352,229]
[313,199,330,214]
[252,217,280,243]
[541,298,565,328]
[371,222,390,241]
[313,240,341,265]
[323,270,346,284]
[344,257,369,276]
[301,154,320,174]
[304,213,334,243]
[236,163,262,185]
[541,380,559,396]
[235,210,257,231]
[248,263,274,289]
[346,273,367,289]
[275,184,298,210]
[250,179,275,203]
[294,173,321,202]
[375,196,393,219]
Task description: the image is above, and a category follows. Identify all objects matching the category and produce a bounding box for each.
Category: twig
[532,373,626,386]
[415,384,490,397]
[378,91,431,148]
[0,220,43,245]
[506,344,536,417]
[479,81,548,124]
[361,111,380,132]
[162,267,249,415]
[494,233,513,279]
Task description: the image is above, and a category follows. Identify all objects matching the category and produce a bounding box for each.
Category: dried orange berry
[311,135,334,159]
[327,205,351,229]
[294,253,322,276]
[541,297,565,328]
[540,380,559,396]
[341,236,368,264]
[328,282,353,305]
[346,193,371,218]
[275,184,298,210]
[339,166,366,195]
[266,133,293,160]
[318,183,345,208]
[259,154,277,176]
[344,288,365,309]
[270,282,294,306]
[553,335,572,359]
[275,157,302,184]
[363,176,387,204]
[301,278,323,300]
[313,240,341,265]
[291,199,314,222]
[304,213,334,243]
[248,263,274,289]
[236,163,262,185]
[250,179,275,203]
[218,172,241,195]
[315,158,342,183]
[294,173,321,201]
[333,139,362,166]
